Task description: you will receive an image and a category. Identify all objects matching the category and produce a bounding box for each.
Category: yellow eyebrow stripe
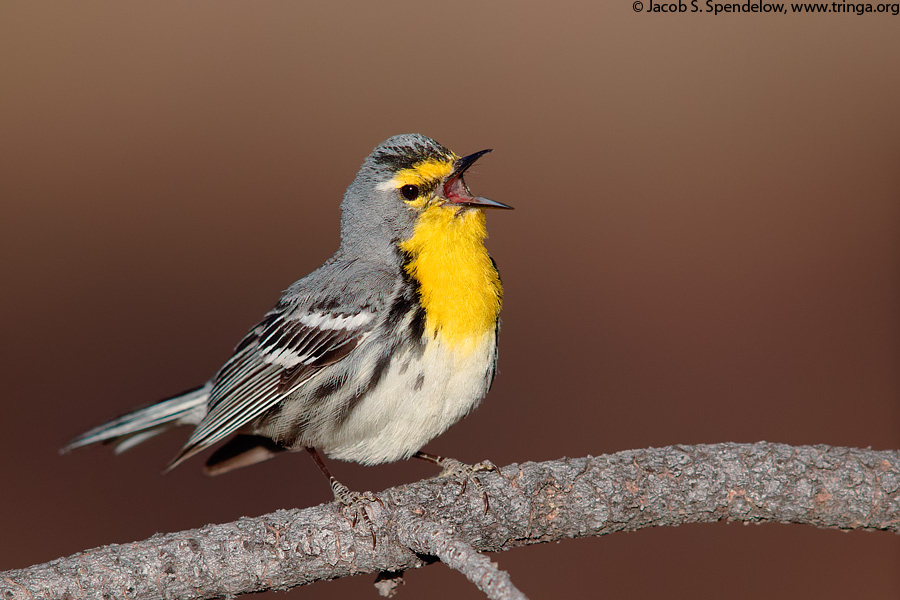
[393,157,456,187]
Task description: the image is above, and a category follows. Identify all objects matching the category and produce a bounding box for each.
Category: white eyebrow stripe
[375,179,398,191]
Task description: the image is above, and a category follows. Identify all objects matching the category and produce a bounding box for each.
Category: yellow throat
[399,205,502,352]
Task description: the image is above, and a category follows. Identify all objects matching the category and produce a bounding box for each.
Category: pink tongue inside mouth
[443,173,471,204]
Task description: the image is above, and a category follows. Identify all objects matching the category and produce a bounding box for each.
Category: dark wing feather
[167,306,374,469]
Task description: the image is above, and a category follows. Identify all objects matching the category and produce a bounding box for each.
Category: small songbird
[63,134,511,509]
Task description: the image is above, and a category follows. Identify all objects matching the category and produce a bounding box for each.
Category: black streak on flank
[333,258,429,425]
[369,353,392,391]
[392,250,428,349]
[413,373,425,391]
[408,305,426,346]
[335,352,392,425]
[311,376,342,402]
[385,293,414,331]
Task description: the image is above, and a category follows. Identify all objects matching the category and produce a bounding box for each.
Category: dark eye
[400,184,420,200]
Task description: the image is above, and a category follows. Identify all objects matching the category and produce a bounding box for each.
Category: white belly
[320,332,496,464]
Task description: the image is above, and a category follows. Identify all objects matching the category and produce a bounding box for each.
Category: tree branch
[3,442,898,600]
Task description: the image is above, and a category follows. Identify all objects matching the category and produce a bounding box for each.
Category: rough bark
[3,442,898,600]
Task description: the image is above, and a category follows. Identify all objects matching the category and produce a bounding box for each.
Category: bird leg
[413,451,500,514]
[306,447,382,548]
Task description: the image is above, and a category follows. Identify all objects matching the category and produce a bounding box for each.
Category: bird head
[339,134,511,258]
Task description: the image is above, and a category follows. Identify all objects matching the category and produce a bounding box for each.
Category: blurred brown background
[2,2,898,598]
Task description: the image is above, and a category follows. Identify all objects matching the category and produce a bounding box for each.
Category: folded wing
[167,305,375,469]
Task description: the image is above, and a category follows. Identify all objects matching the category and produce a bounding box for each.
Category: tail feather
[61,384,210,455]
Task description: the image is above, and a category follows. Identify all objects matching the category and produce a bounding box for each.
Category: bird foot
[416,452,500,514]
[331,480,383,549]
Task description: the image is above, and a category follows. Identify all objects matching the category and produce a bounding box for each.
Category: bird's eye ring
[400,184,420,201]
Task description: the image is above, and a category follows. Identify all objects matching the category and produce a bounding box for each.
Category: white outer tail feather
[61,384,210,455]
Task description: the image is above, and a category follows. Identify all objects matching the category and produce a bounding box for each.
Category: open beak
[443,149,513,210]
